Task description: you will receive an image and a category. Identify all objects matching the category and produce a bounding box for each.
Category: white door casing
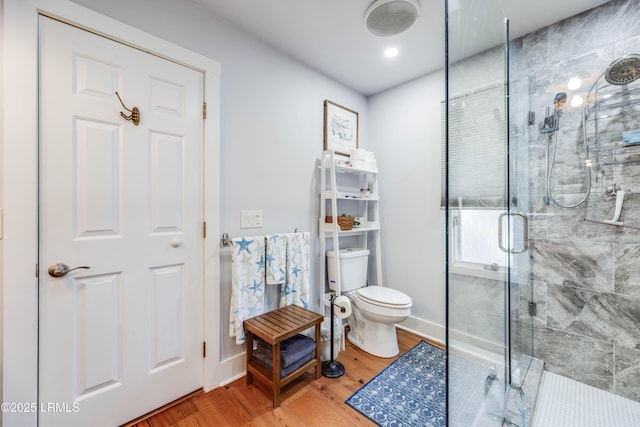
[2,2,222,426]
[39,16,203,426]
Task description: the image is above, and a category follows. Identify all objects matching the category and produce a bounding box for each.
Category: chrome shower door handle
[47,263,91,278]
[512,212,529,253]
[498,212,507,253]
[498,212,529,254]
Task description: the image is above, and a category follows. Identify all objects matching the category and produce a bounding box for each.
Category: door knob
[47,263,91,278]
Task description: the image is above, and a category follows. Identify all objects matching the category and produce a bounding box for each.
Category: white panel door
[39,16,204,427]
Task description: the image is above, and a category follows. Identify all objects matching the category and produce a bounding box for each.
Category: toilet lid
[355,286,412,308]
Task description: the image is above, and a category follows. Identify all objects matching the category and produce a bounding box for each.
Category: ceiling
[190,0,611,96]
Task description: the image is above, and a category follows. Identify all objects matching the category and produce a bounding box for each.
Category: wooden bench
[243,305,323,408]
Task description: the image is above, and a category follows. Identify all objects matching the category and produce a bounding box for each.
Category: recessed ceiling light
[571,94,583,107]
[567,76,582,90]
[385,47,399,58]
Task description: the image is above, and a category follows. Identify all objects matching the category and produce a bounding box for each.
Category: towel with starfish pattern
[266,234,286,285]
[279,232,311,309]
[229,236,266,344]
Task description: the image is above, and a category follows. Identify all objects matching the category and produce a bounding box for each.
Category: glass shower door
[445,1,530,425]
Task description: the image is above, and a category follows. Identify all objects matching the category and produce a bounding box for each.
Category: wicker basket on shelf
[325,215,355,230]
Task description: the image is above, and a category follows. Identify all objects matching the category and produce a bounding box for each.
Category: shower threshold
[467,355,544,427]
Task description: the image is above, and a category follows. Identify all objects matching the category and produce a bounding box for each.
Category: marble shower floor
[532,371,640,427]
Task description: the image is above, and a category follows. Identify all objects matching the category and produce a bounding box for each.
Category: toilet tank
[326,248,369,292]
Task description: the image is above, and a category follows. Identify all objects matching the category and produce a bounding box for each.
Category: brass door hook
[115,91,140,126]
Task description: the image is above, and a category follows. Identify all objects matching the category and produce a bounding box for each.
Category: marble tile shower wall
[514,0,640,401]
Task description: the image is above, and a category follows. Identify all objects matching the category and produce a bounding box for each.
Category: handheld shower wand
[550,92,567,130]
[542,92,591,208]
[542,93,567,204]
[553,92,568,109]
[540,92,567,134]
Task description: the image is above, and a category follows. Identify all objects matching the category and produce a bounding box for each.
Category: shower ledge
[583,217,640,230]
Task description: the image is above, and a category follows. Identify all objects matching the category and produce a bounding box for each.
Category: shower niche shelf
[585,82,640,112]
[584,78,640,169]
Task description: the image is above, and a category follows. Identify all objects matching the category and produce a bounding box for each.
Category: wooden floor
[128,329,441,427]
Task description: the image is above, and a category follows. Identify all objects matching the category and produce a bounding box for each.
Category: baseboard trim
[217,352,247,387]
[397,316,504,365]
[397,315,445,346]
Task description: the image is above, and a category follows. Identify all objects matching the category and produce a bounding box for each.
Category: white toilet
[327,248,412,358]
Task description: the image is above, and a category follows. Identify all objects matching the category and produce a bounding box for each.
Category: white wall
[368,71,447,341]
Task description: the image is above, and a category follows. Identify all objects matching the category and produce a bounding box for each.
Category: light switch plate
[241,210,263,228]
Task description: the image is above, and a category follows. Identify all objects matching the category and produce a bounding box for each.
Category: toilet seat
[354,286,412,309]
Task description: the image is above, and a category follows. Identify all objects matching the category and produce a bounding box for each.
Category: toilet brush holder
[321,295,345,378]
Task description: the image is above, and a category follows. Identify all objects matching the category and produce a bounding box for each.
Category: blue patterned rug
[346,341,446,427]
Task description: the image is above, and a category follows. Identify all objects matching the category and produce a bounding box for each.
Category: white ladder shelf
[318,149,382,297]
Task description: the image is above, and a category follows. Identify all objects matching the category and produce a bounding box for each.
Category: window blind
[441,84,507,208]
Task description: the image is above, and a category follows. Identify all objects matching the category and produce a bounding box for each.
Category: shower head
[553,92,567,110]
[604,54,640,85]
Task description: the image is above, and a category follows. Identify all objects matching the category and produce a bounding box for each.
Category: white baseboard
[397,316,503,366]
[217,352,247,387]
[397,315,445,346]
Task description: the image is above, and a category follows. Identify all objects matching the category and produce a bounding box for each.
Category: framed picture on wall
[323,100,358,155]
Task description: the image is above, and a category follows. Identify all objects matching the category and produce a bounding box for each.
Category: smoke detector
[364,0,421,37]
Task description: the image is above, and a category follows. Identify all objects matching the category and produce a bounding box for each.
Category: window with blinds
[441,84,507,208]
